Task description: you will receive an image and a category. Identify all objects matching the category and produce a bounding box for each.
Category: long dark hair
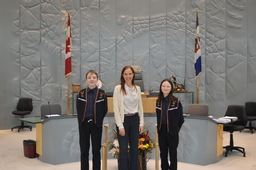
[120,66,136,95]
[157,79,175,103]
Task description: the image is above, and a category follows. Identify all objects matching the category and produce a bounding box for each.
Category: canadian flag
[65,13,72,77]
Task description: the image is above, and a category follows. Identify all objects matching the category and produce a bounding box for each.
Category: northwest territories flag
[65,13,72,77]
[194,11,202,77]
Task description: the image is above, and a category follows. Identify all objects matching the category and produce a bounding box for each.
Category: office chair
[11,98,33,132]
[188,104,209,116]
[40,104,62,118]
[223,105,247,157]
[131,65,144,92]
[244,102,256,134]
[135,72,144,92]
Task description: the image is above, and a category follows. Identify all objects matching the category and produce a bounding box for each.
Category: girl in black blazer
[156,79,184,170]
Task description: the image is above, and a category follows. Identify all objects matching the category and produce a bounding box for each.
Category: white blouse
[113,84,144,129]
[123,84,139,114]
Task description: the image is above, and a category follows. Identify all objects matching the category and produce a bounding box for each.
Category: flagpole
[67,75,71,115]
[196,76,199,104]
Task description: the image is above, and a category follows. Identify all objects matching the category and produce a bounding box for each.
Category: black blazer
[76,87,108,127]
[156,97,184,136]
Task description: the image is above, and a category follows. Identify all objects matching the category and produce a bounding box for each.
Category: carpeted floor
[0,128,256,170]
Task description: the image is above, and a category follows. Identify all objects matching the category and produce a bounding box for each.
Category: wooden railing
[101,124,109,170]
[155,125,159,170]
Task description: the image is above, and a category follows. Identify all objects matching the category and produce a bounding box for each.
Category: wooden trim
[216,124,223,157]
[36,123,42,156]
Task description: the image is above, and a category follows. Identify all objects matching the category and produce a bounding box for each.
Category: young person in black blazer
[76,70,108,170]
[156,79,184,170]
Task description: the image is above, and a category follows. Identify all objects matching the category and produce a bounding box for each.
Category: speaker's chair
[131,66,144,92]
[11,98,33,132]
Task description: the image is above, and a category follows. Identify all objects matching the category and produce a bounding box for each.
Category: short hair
[86,70,98,79]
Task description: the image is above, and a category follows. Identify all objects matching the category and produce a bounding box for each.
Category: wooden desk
[107,96,157,113]
[73,91,193,114]
[73,92,156,114]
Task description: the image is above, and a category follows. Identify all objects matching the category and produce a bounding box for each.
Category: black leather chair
[131,65,144,92]
[223,105,247,157]
[135,72,144,92]
[244,102,256,134]
[11,98,33,132]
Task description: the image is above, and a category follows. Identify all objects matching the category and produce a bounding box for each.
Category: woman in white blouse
[113,66,144,170]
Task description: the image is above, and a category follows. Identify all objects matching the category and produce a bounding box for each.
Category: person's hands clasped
[119,128,125,136]
[139,126,144,134]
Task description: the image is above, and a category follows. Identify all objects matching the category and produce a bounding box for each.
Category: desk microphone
[48,101,52,118]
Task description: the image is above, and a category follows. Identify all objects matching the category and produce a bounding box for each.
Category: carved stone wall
[1,0,256,129]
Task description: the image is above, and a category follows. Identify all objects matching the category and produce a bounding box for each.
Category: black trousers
[158,125,179,170]
[79,120,102,170]
[117,114,139,170]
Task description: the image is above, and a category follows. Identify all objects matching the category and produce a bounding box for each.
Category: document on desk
[213,116,238,124]
[45,114,61,118]
[223,116,238,120]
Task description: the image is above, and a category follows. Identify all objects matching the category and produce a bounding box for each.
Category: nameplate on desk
[45,114,61,118]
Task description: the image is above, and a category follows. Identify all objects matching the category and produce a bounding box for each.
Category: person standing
[156,79,184,170]
[113,66,144,170]
[76,70,108,170]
